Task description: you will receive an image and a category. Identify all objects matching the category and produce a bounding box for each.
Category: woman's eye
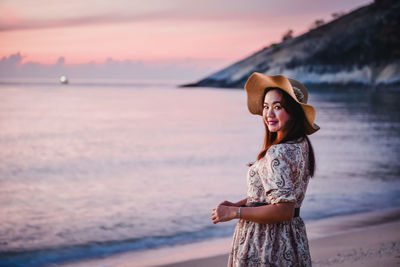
[263,106,268,109]
[274,106,281,110]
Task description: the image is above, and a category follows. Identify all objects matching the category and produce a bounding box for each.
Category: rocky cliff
[184,0,400,89]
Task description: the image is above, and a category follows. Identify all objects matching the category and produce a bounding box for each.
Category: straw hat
[244,72,320,135]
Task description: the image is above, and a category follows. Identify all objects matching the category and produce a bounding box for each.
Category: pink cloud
[0,0,373,66]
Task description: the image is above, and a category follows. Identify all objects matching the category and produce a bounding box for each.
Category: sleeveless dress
[228,138,312,267]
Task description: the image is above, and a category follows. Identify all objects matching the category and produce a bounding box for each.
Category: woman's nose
[267,108,274,117]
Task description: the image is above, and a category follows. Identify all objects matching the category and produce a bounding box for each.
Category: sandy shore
[60,208,400,267]
[157,208,400,267]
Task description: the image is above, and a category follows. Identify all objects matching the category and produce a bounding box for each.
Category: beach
[1,84,400,266]
[57,207,400,267]
[157,208,400,267]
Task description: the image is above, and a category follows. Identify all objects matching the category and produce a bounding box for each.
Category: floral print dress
[228,138,312,267]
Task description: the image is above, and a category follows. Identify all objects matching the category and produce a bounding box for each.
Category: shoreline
[158,221,400,267]
[157,208,400,267]
[59,207,400,267]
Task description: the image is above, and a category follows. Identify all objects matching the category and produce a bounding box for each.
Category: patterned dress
[228,138,312,267]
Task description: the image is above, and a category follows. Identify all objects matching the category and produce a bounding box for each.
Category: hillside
[184,0,400,89]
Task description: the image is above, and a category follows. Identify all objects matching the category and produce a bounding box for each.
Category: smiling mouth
[268,121,278,125]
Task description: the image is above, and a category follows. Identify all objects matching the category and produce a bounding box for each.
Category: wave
[2,198,400,267]
[0,224,235,267]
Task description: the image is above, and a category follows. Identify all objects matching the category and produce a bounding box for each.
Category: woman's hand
[218,200,236,207]
[218,198,247,207]
[211,205,238,224]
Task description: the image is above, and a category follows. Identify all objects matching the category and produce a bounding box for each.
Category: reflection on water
[302,89,400,220]
[311,89,400,182]
[0,84,399,266]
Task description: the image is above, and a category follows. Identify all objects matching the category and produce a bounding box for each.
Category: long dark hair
[256,87,315,177]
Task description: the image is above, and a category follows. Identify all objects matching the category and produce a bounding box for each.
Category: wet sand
[60,208,400,267]
[157,208,400,267]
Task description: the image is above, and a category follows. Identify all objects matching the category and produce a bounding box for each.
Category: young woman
[211,72,320,266]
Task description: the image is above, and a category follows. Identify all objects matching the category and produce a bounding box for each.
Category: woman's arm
[211,202,294,224]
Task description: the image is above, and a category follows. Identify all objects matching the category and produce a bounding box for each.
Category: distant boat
[59,75,68,84]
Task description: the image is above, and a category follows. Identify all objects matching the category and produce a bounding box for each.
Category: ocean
[1,80,400,266]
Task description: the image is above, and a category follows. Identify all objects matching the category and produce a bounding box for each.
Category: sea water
[0,80,399,266]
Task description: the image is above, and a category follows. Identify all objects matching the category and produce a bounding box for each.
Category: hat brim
[244,72,319,135]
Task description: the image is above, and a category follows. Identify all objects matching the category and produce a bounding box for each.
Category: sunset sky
[0,0,372,80]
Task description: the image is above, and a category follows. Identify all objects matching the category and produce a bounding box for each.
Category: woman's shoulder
[266,138,307,158]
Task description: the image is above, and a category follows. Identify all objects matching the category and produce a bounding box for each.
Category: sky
[0,0,373,81]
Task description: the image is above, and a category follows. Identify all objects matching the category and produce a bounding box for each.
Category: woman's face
[263,89,291,134]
